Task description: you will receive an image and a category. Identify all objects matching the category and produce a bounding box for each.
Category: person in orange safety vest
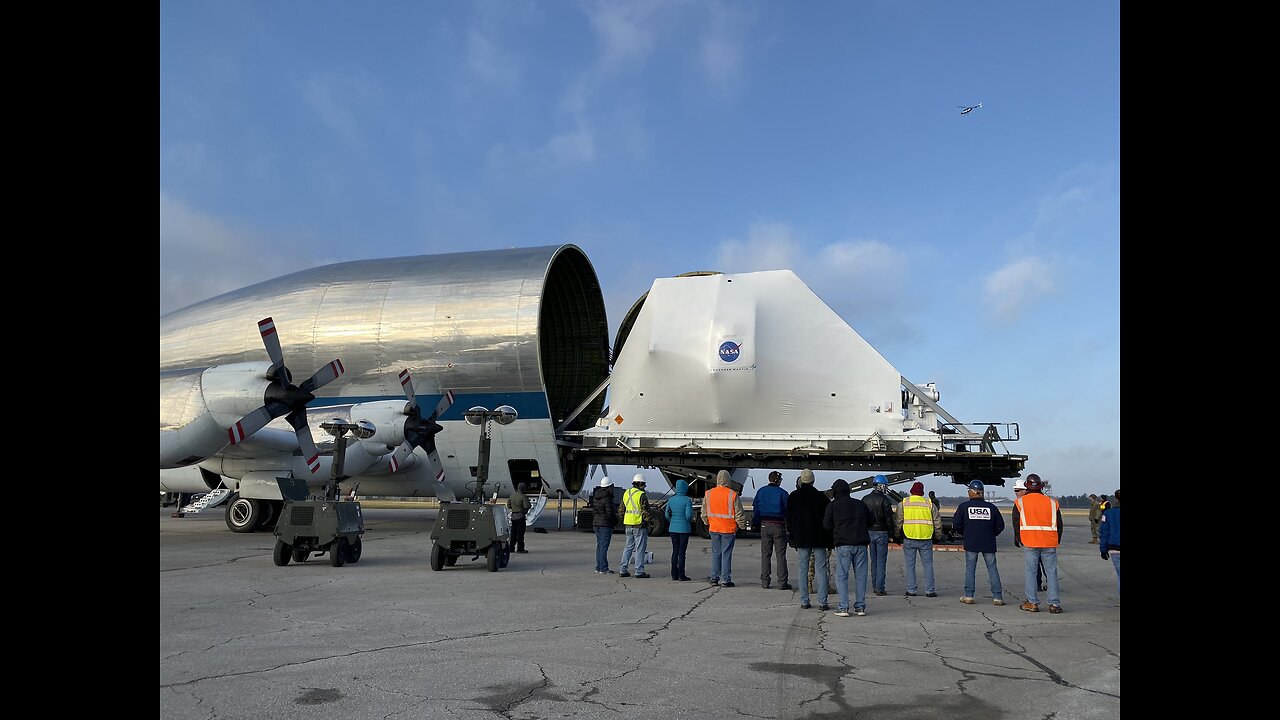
[701,470,747,587]
[1013,473,1065,614]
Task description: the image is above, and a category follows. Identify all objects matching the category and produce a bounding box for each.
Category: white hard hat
[599,477,613,487]
[632,473,647,485]
[1012,478,1027,491]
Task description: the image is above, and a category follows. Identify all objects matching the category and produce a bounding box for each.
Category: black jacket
[862,488,895,532]
[591,487,619,528]
[786,484,833,549]
[823,479,872,546]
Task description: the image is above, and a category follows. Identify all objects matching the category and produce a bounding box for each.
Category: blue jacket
[1099,503,1120,551]
[952,499,1005,554]
[753,482,788,526]
[664,480,694,534]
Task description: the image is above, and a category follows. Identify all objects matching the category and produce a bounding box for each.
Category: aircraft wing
[214,427,304,459]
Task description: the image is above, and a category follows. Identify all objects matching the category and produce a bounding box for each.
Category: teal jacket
[664,480,694,534]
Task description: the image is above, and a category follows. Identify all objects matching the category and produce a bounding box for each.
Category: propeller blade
[388,441,415,473]
[424,446,449,486]
[227,406,275,445]
[258,318,286,378]
[299,359,345,394]
[398,369,417,409]
[427,390,457,421]
[285,410,322,474]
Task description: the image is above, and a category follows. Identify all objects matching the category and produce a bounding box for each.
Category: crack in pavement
[161,626,291,661]
[160,613,612,689]
[160,553,267,573]
[982,629,1120,698]
[579,589,718,708]
[487,662,558,719]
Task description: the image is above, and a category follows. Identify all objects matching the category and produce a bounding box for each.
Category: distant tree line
[932,493,1098,509]
[1053,494,1101,509]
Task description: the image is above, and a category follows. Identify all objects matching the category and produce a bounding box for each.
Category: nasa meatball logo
[718,341,742,363]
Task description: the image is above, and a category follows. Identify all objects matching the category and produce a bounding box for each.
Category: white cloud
[301,74,382,144]
[699,1,756,96]
[715,221,799,272]
[585,0,666,71]
[159,194,314,315]
[982,257,1055,320]
[542,124,597,166]
[818,240,902,277]
[715,224,919,345]
[467,29,523,86]
[487,0,758,174]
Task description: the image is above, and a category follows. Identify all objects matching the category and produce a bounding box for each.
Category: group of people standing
[586,468,1115,613]
[589,470,741,582]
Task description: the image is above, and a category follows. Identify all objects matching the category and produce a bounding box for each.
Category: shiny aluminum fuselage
[159,245,609,497]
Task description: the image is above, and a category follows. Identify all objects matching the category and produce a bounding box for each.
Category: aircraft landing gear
[225,495,262,533]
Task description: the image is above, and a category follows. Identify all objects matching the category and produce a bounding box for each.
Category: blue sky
[160,1,1120,498]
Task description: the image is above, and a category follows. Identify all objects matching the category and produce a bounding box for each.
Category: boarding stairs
[181,488,233,514]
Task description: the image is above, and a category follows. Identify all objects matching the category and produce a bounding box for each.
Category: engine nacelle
[202,361,276,421]
[350,400,414,448]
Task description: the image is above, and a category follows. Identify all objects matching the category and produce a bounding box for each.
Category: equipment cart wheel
[292,548,309,563]
[487,543,501,572]
[273,540,291,566]
[348,538,363,563]
[330,538,348,567]
[430,543,446,571]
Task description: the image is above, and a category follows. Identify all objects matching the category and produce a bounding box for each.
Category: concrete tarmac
[160,506,1120,719]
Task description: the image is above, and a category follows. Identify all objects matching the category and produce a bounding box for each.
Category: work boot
[1048,604,1064,614]
[1020,601,1039,612]
[779,582,792,591]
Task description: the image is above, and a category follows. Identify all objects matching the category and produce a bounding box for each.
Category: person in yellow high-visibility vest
[701,470,747,587]
[894,482,942,597]
[617,474,652,578]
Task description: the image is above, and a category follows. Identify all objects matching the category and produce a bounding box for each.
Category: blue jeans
[1024,547,1060,606]
[964,551,1003,600]
[903,538,935,594]
[594,527,613,572]
[1110,552,1121,597]
[669,532,690,579]
[620,526,649,573]
[835,545,868,612]
[710,532,736,583]
[868,530,889,592]
[796,547,828,606]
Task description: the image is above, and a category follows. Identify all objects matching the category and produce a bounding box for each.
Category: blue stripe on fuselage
[309,392,551,421]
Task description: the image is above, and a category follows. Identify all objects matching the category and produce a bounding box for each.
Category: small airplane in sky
[958,102,982,115]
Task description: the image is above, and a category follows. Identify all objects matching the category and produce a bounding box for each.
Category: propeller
[225,317,345,474]
[387,369,457,478]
